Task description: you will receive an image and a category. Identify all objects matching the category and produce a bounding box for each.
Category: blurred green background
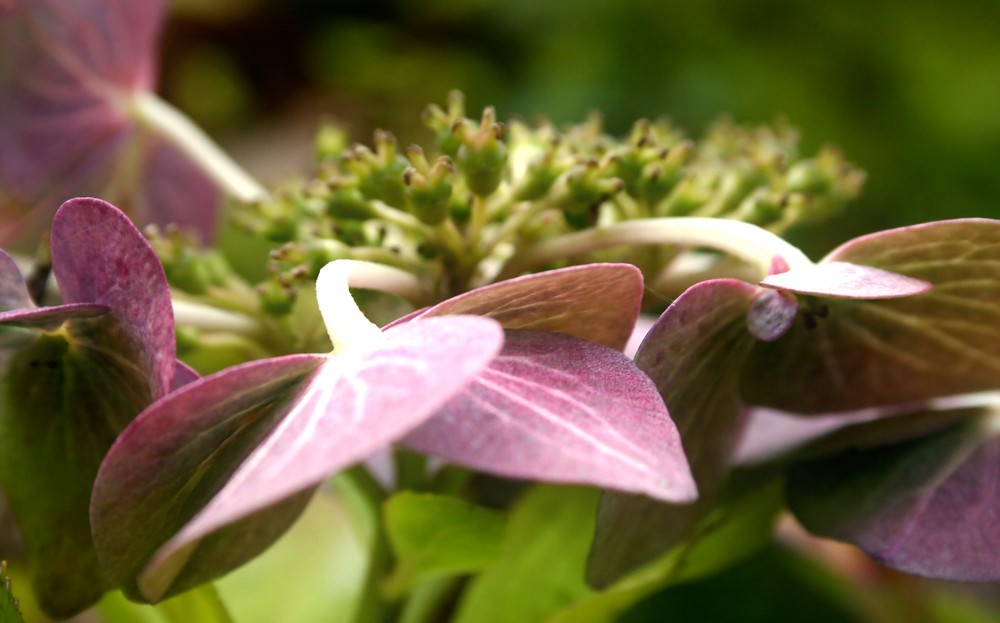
[160,0,1000,256]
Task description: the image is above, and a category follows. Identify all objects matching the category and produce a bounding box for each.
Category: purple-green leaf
[0,302,108,328]
[744,219,1000,413]
[91,353,326,602]
[760,261,932,299]
[786,408,1000,581]
[414,263,643,351]
[403,330,696,502]
[0,0,219,244]
[0,198,176,616]
[588,279,760,585]
[92,316,504,602]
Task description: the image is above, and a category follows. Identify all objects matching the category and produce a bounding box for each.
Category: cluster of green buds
[230,92,865,315]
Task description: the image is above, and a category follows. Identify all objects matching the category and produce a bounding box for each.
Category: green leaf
[0,561,25,623]
[216,485,372,623]
[455,486,598,623]
[619,545,868,623]
[97,585,233,623]
[551,474,783,623]
[745,219,1000,413]
[0,321,153,617]
[383,492,506,596]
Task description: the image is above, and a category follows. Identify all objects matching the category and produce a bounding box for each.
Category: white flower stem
[498,217,814,280]
[130,92,268,203]
[317,260,425,354]
[172,298,259,335]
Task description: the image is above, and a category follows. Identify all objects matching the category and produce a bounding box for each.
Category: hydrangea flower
[92,262,696,603]
[590,218,1000,584]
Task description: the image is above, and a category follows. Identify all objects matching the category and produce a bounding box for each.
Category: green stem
[394,449,429,491]
[497,217,813,281]
[478,198,552,258]
[398,577,464,623]
[466,195,488,251]
[157,584,234,623]
[370,202,437,240]
[129,92,267,203]
[434,219,469,264]
[336,467,395,623]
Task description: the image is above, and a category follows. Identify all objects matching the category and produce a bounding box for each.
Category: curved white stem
[500,217,814,279]
[130,92,268,203]
[317,260,424,354]
[171,298,258,335]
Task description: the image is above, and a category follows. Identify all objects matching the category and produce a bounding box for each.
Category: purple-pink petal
[413,263,643,351]
[403,330,696,502]
[0,302,108,328]
[787,414,1000,581]
[50,197,175,395]
[0,250,33,309]
[93,316,504,601]
[0,0,220,243]
[760,261,931,299]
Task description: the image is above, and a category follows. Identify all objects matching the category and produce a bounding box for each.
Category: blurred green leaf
[215,490,370,623]
[0,561,24,623]
[552,474,783,623]
[383,492,505,596]
[455,486,597,623]
[619,544,868,623]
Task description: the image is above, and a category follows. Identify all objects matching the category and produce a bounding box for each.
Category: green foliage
[0,561,24,623]
[454,486,597,623]
[383,492,506,596]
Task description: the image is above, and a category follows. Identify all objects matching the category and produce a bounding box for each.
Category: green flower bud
[785,161,830,194]
[163,250,232,295]
[424,90,467,157]
[455,107,508,197]
[556,162,624,227]
[326,183,372,220]
[513,152,561,201]
[404,147,455,225]
[257,279,295,316]
[315,123,349,162]
[303,239,351,278]
[343,132,409,207]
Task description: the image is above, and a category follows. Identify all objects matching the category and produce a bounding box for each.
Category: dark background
[159,0,1000,256]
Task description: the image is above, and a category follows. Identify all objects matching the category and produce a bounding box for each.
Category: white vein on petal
[475,369,661,477]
